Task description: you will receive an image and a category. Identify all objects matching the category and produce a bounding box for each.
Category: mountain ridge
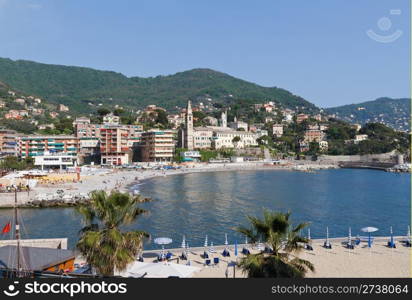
[325,97,410,131]
[0,57,318,113]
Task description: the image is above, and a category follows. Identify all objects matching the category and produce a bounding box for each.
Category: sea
[0,169,410,250]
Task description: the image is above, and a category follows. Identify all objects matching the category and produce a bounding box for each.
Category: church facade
[179,101,260,150]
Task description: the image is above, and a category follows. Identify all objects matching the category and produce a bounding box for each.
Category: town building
[354,134,368,144]
[272,124,284,137]
[179,101,259,150]
[100,127,130,165]
[58,104,69,112]
[319,140,329,151]
[103,113,120,125]
[0,129,20,157]
[49,112,59,119]
[20,135,78,159]
[229,118,248,131]
[304,129,325,143]
[140,129,175,162]
[296,113,309,123]
[34,151,78,170]
[212,130,259,149]
[183,101,194,150]
[78,137,100,164]
[203,116,218,126]
[180,150,201,162]
[299,141,310,152]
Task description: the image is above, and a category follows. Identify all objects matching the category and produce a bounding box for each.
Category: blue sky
[0,0,410,107]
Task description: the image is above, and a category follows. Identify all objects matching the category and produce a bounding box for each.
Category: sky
[0,0,410,108]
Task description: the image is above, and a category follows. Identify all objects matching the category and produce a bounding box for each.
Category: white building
[272,124,284,137]
[212,130,259,149]
[34,152,78,170]
[229,119,248,131]
[354,134,368,144]
[103,113,120,125]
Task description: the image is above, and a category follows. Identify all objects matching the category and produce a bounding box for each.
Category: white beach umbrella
[154,237,173,255]
[204,235,208,248]
[245,236,248,245]
[307,228,311,240]
[209,242,215,253]
[224,233,228,246]
[361,227,378,233]
[181,235,186,249]
[361,227,378,248]
[407,226,411,244]
[115,262,200,278]
[348,227,352,245]
[326,227,329,245]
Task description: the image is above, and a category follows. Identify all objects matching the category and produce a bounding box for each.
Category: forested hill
[325,97,410,131]
[0,58,317,113]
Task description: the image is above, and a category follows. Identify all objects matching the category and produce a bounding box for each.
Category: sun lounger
[213,257,219,265]
[205,259,211,266]
[387,241,396,248]
[264,246,273,253]
[241,248,250,255]
[346,244,354,249]
[222,249,230,257]
[323,241,332,249]
[305,244,313,251]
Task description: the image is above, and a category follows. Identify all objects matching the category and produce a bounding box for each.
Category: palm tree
[236,210,314,277]
[76,190,151,276]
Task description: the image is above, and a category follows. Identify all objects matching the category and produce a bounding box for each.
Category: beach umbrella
[390,226,394,247]
[234,240,238,257]
[326,227,329,245]
[154,237,173,257]
[408,226,411,243]
[307,228,311,240]
[224,233,228,246]
[204,235,208,248]
[361,227,378,248]
[348,227,352,246]
[245,236,248,245]
[115,262,200,278]
[181,235,186,249]
[209,242,215,253]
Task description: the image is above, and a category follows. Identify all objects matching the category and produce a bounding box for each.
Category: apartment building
[100,127,131,165]
[0,129,20,157]
[140,130,175,162]
[20,135,78,159]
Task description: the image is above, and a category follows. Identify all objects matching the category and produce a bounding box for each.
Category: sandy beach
[0,161,338,207]
[136,237,411,278]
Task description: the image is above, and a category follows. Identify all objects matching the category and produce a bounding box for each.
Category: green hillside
[325,97,410,131]
[0,58,317,113]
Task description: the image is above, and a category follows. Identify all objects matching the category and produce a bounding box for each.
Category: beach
[0,161,339,207]
[133,237,411,278]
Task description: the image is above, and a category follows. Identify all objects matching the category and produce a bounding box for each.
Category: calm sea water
[0,169,410,250]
